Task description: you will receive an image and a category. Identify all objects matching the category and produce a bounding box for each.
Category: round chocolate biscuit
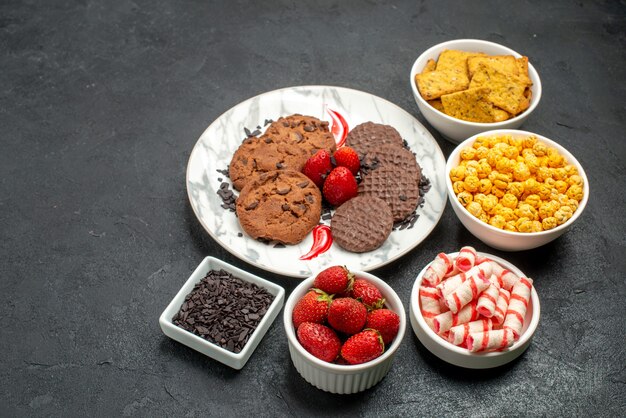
[345,122,404,158]
[331,196,393,253]
[236,170,322,245]
[358,165,419,222]
[362,143,422,185]
[229,135,309,191]
[265,114,336,157]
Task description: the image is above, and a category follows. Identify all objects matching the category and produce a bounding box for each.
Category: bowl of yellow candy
[445,130,589,251]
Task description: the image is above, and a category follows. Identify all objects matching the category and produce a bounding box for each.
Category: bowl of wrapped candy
[410,248,540,369]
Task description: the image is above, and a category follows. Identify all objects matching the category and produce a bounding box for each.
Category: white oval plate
[186,86,447,278]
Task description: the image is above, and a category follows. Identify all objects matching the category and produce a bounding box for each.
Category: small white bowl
[159,256,285,370]
[446,129,589,251]
[410,39,542,143]
[410,252,540,369]
[283,271,406,394]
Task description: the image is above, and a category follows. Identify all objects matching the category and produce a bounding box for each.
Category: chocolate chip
[282,203,290,210]
[246,201,259,210]
[264,137,273,143]
[303,124,315,132]
[276,186,291,195]
[399,194,407,201]
[276,162,283,169]
[297,180,310,188]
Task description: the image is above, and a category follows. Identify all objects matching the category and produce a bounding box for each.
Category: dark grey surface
[2,0,625,416]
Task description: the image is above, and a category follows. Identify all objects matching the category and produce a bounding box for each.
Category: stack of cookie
[231,115,336,245]
[331,122,423,253]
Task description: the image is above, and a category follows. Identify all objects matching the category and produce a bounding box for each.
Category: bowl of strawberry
[283,265,406,394]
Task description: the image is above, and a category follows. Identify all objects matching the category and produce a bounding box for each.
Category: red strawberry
[327,297,367,335]
[333,146,360,175]
[292,289,332,329]
[322,166,358,207]
[302,149,333,188]
[351,279,385,309]
[297,322,341,363]
[313,265,354,295]
[340,329,384,365]
[366,308,400,345]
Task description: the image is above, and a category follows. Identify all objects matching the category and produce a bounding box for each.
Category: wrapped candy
[443,270,491,314]
[448,318,492,346]
[466,328,516,353]
[419,286,447,330]
[455,246,477,272]
[437,262,493,299]
[488,261,520,291]
[433,301,480,334]
[476,281,501,318]
[492,288,511,325]
[423,253,453,287]
[503,277,533,339]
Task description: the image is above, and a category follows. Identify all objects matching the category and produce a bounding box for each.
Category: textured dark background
[2,0,625,416]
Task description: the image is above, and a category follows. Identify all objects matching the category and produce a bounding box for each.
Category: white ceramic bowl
[446,129,589,251]
[410,252,540,369]
[410,39,542,143]
[159,256,285,370]
[283,271,406,394]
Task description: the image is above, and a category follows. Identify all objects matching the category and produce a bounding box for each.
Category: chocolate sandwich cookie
[265,114,336,156]
[331,196,393,253]
[345,122,405,158]
[361,143,422,184]
[357,165,420,222]
[236,170,322,245]
[229,135,309,191]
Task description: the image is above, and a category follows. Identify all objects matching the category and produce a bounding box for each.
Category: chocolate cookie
[236,170,322,245]
[331,196,393,253]
[265,114,336,156]
[362,143,422,185]
[345,122,405,158]
[358,165,419,222]
[229,135,309,191]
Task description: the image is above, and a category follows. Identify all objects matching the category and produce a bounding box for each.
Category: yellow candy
[522,135,538,149]
[460,146,477,160]
[504,221,517,232]
[542,217,558,230]
[453,180,465,194]
[555,180,569,194]
[466,202,484,218]
[533,142,548,157]
[481,194,499,213]
[536,167,552,182]
[564,164,578,176]
[498,207,516,221]
[489,215,507,229]
[503,145,519,159]
[507,182,525,198]
[525,194,542,209]
[496,157,515,173]
[536,183,552,200]
[464,175,480,193]
[501,193,518,209]
[493,173,511,190]
[516,203,538,220]
[478,160,492,179]
[538,202,555,219]
[524,178,540,194]
[487,149,504,167]
[568,199,580,211]
[457,191,473,206]
[475,146,490,160]
[449,165,466,182]
[548,153,565,168]
[553,167,567,181]
[478,178,492,194]
[513,161,531,181]
[531,220,543,232]
[465,166,479,178]
[473,136,490,149]
[554,206,573,225]
[516,217,534,233]
[568,174,583,187]
[565,184,583,202]
[492,187,505,198]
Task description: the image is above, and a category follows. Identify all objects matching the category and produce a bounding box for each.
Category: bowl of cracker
[410,39,542,143]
